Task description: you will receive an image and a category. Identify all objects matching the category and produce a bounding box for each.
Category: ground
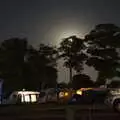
[0,103,119,120]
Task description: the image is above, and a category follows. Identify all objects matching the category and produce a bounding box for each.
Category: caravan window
[24,95,30,102]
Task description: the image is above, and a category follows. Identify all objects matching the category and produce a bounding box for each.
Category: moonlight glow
[52,25,84,46]
[56,30,83,45]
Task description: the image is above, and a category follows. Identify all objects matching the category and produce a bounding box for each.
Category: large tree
[85,24,120,85]
[25,44,58,90]
[59,36,88,83]
[0,38,28,92]
[0,38,58,93]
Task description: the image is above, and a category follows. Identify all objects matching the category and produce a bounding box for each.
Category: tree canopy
[59,23,120,87]
[0,38,58,93]
[1,23,120,93]
[85,24,120,85]
[59,36,87,72]
[72,74,94,89]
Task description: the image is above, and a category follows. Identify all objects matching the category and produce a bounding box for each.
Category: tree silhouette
[24,44,58,90]
[85,24,120,85]
[59,36,87,84]
[0,38,28,92]
[57,82,69,88]
[72,74,94,89]
[0,38,58,93]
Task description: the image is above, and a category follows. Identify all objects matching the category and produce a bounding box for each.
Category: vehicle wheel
[113,99,120,112]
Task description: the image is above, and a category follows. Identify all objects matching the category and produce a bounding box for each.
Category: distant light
[76,90,82,95]
[64,92,68,96]
[80,88,92,91]
[59,92,64,98]
[22,88,25,91]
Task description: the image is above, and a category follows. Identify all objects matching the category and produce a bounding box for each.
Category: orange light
[80,88,92,91]
[76,90,82,95]
[64,92,69,96]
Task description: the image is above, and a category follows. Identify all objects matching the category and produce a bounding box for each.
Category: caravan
[6,90,40,104]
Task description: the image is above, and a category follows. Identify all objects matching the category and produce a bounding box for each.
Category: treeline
[1,23,120,93]
[0,39,58,93]
[59,23,120,89]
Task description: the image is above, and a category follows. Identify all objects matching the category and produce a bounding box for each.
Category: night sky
[0,0,120,83]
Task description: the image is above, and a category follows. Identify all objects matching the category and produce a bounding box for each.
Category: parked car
[58,88,74,104]
[105,88,120,112]
[69,88,108,104]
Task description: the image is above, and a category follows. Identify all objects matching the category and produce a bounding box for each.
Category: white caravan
[7,90,40,104]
